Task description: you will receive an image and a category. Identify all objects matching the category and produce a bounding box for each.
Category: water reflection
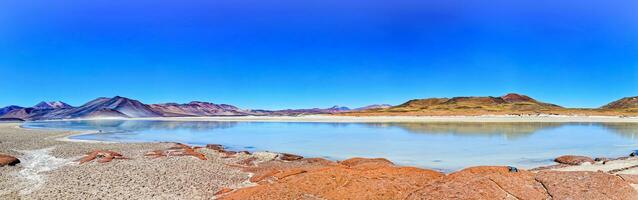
[25,120,638,140]
[599,123,638,139]
[364,122,564,139]
[27,120,239,132]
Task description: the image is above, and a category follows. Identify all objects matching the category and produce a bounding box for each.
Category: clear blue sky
[1,0,637,109]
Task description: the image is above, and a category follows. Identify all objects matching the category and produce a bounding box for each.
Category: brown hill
[602,96,638,110]
[343,93,564,116]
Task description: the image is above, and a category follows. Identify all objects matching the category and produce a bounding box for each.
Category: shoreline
[3,123,638,199]
[35,114,638,123]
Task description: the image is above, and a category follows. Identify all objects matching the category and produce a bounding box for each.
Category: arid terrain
[3,94,638,121]
[340,93,638,117]
[2,123,638,199]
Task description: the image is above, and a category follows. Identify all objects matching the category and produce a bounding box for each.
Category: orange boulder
[0,153,20,167]
[554,155,595,165]
[535,171,638,200]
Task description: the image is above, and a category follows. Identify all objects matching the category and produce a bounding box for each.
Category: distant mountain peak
[150,100,248,117]
[32,101,73,109]
[602,96,638,109]
[329,106,351,111]
[354,104,392,111]
[501,93,534,103]
[0,105,24,116]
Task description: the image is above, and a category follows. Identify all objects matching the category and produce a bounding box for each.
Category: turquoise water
[23,120,638,171]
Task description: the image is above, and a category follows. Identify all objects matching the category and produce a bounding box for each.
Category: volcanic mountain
[32,101,73,109]
[343,93,564,116]
[40,96,163,120]
[150,101,252,116]
[0,101,74,120]
[601,97,638,110]
[254,105,352,116]
[0,105,24,116]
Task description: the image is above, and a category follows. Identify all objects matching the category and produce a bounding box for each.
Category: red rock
[147,144,207,160]
[338,157,394,170]
[144,150,165,158]
[168,143,190,150]
[618,174,638,184]
[249,169,280,183]
[406,166,549,200]
[278,153,303,161]
[215,188,233,196]
[236,157,257,166]
[535,171,638,200]
[273,169,307,180]
[78,150,125,164]
[206,144,224,151]
[554,155,594,165]
[222,157,444,200]
[0,154,20,167]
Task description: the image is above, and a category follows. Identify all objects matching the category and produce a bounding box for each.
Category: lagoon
[23,120,638,171]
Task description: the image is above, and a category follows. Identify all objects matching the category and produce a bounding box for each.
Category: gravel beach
[0,123,253,199]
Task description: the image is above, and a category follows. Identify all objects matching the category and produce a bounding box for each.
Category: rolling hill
[341,93,565,116]
[602,96,638,110]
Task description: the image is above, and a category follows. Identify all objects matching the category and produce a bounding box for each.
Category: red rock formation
[278,153,303,161]
[145,143,206,160]
[406,166,549,199]
[220,157,444,200]
[205,144,224,151]
[535,171,638,199]
[78,150,126,164]
[554,155,595,165]
[215,188,233,196]
[0,153,20,166]
[618,174,638,184]
[220,157,638,200]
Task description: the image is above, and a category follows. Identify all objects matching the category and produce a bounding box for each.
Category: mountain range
[3,93,638,121]
[0,96,385,120]
[341,93,638,116]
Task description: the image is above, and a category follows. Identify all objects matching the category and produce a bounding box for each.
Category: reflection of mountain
[132,121,238,131]
[598,123,638,139]
[29,120,239,132]
[365,122,565,139]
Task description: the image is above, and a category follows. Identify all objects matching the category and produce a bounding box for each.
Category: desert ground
[2,121,638,199]
[73,114,638,123]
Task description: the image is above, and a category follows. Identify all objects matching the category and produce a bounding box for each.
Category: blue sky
[1,0,637,109]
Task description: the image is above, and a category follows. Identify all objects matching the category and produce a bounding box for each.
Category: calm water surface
[23,120,638,171]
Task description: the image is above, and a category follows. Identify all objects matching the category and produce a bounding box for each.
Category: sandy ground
[59,115,638,123]
[0,123,254,200]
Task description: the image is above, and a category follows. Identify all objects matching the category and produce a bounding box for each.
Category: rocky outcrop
[145,143,206,160]
[554,155,595,165]
[219,157,638,200]
[406,166,549,199]
[220,157,444,200]
[278,153,303,161]
[535,171,638,199]
[78,150,127,164]
[0,154,20,166]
